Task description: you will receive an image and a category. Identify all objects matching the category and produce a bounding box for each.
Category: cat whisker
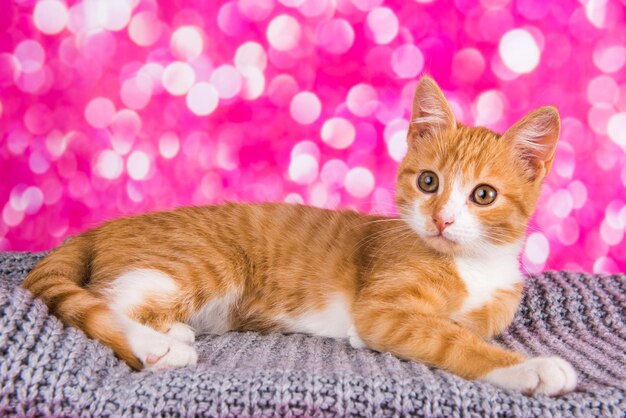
[479,234,512,245]
[347,224,415,257]
[358,218,405,226]
[365,229,417,271]
[345,217,406,234]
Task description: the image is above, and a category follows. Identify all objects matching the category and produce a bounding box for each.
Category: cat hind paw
[347,325,367,349]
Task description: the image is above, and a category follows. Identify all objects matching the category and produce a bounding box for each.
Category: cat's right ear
[410,76,456,141]
[502,106,560,180]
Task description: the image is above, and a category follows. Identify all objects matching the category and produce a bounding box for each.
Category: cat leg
[355,313,576,396]
[104,268,198,370]
[451,284,523,339]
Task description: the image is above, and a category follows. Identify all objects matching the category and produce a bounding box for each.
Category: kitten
[23,76,576,396]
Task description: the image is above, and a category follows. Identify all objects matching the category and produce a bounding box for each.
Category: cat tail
[22,234,142,370]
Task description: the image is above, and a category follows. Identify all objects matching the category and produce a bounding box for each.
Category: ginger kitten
[23,76,576,396]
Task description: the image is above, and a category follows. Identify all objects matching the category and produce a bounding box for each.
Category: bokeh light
[452,49,486,83]
[290,91,322,124]
[593,45,626,73]
[345,167,375,198]
[128,12,162,47]
[392,44,424,79]
[499,29,541,74]
[235,42,267,72]
[85,98,116,129]
[127,151,150,180]
[321,118,356,149]
[267,15,301,51]
[366,7,399,44]
[1,0,625,275]
[158,132,180,159]
[210,65,242,99]
[289,154,319,185]
[120,76,153,110]
[33,0,69,35]
[186,83,219,116]
[14,40,45,73]
[170,26,204,61]
[347,84,379,117]
[96,150,124,180]
[162,62,196,96]
[316,18,355,54]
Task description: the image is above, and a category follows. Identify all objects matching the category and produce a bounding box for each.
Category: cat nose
[432,215,454,232]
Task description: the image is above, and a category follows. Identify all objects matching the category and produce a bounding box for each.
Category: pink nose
[432,215,454,232]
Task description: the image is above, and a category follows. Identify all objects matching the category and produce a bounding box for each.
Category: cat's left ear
[503,106,560,180]
[410,76,456,141]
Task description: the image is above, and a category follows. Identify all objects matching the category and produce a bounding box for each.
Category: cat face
[396,77,560,256]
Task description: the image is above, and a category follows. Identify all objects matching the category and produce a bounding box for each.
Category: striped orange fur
[23,76,576,395]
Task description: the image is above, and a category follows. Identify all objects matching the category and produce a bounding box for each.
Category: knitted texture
[0,252,624,417]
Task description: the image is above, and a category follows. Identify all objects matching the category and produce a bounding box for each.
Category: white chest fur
[454,242,523,313]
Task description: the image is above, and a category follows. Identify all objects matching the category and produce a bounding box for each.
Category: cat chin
[422,234,462,255]
[421,234,493,257]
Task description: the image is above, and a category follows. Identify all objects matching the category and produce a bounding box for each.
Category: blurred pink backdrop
[1,0,625,273]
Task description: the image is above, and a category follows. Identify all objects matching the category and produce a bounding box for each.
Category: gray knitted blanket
[0,253,625,417]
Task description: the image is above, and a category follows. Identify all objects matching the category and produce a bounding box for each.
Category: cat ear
[410,76,456,139]
[503,106,560,179]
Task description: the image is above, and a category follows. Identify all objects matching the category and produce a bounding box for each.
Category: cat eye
[471,184,497,206]
[417,171,439,193]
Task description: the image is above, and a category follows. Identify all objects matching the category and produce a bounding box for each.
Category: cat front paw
[167,322,196,344]
[143,340,198,371]
[480,356,577,396]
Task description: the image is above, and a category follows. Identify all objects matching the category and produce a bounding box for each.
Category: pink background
[1,0,626,273]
